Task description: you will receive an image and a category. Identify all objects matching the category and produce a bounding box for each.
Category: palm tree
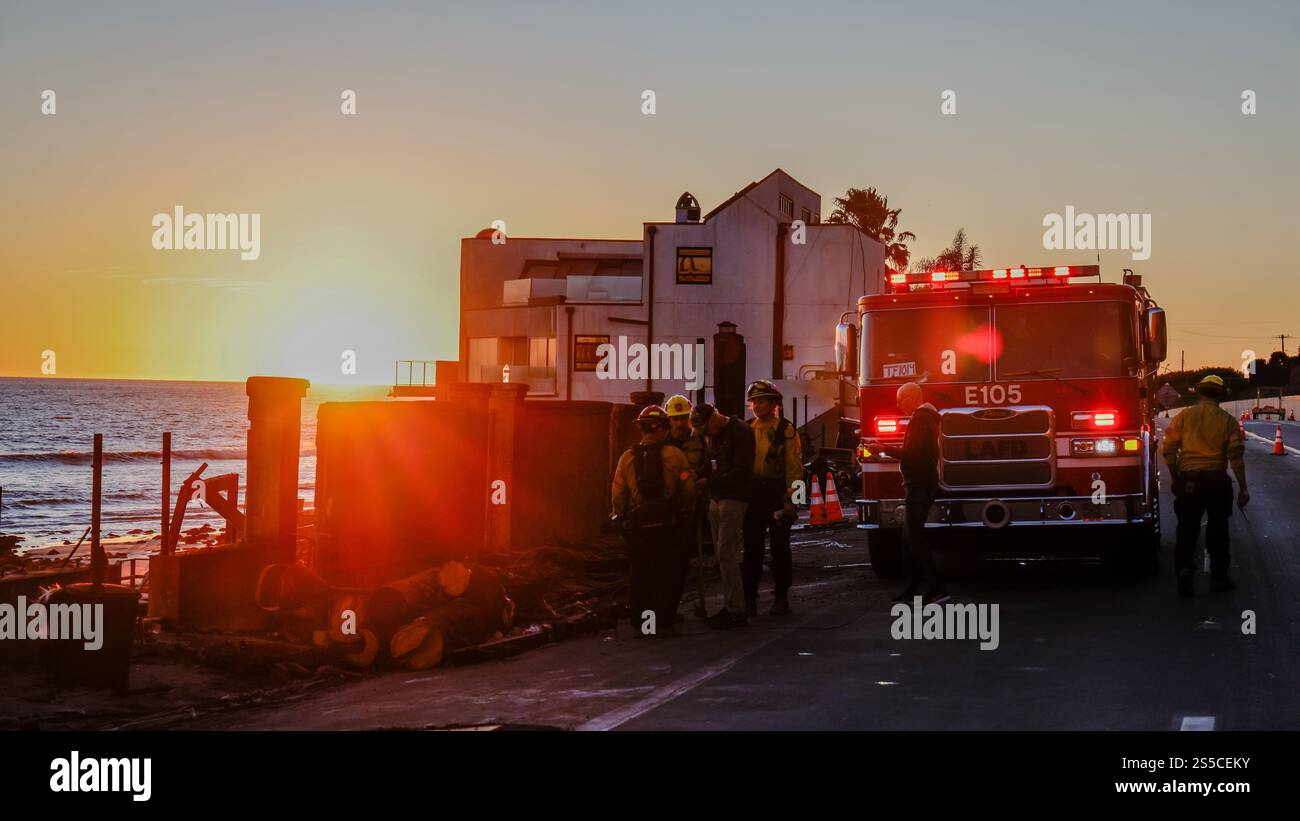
[919,228,982,272]
[826,187,915,273]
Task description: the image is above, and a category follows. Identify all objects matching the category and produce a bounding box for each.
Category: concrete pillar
[246,377,310,562]
[486,383,528,552]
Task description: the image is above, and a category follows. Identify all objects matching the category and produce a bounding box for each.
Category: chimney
[675,192,701,224]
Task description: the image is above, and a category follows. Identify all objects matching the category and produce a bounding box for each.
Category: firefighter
[1162,374,1248,597]
[611,405,695,637]
[865,381,947,604]
[691,402,755,629]
[665,394,706,616]
[742,380,802,616]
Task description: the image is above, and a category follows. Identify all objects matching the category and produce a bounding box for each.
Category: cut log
[343,628,380,667]
[391,564,509,671]
[367,560,473,629]
[328,593,368,642]
[402,626,446,671]
[437,560,472,597]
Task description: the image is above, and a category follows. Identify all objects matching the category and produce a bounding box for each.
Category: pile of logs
[260,560,513,671]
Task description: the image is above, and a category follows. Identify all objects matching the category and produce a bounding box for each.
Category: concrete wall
[312,391,613,588]
[1169,396,1300,420]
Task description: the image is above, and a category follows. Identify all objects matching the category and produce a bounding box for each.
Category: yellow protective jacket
[611,440,696,518]
[1162,399,1245,473]
[750,415,802,499]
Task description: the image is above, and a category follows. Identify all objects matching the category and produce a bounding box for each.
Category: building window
[574,334,610,372]
[676,247,713,285]
[529,337,556,370]
[779,194,794,220]
[801,207,811,224]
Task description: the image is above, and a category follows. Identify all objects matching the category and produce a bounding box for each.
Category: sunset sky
[2,0,1297,383]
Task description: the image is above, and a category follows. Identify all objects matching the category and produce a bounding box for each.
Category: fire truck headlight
[1095,438,1117,455]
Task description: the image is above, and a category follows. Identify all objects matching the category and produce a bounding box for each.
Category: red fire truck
[834,266,1167,577]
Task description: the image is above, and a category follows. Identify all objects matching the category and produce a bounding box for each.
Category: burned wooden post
[91,433,104,586]
[246,377,310,562]
[162,431,171,554]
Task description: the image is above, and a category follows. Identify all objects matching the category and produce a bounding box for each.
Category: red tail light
[874,416,909,436]
[1071,410,1118,430]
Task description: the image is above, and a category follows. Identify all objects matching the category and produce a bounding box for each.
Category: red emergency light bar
[887,265,1100,292]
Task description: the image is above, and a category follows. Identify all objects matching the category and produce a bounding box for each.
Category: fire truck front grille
[939,406,1055,490]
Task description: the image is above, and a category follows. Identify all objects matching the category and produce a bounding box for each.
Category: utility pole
[1276,334,1289,356]
[1180,350,1184,372]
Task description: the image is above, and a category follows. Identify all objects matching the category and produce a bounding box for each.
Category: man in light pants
[692,402,755,629]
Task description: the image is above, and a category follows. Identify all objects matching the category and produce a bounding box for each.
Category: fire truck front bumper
[856,493,1152,530]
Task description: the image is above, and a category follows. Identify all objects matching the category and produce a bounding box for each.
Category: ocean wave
[0,447,318,465]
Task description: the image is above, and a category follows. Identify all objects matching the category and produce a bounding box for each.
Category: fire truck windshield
[863,301,1137,385]
[995,301,1137,380]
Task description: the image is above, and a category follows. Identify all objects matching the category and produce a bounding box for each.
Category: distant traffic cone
[822,472,845,523]
[808,475,827,526]
[1272,424,1286,456]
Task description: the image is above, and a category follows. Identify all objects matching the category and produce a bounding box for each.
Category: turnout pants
[1173,469,1233,580]
[743,478,793,602]
[708,499,748,612]
[626,523,677,635]
[902,485,939,590]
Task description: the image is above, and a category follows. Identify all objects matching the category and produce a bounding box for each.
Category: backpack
[626,442,676,531]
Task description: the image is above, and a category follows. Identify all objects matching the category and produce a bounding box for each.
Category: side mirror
[1145,308,1167,364]
[835,321,858,377]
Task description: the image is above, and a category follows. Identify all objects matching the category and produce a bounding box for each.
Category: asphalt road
[190,421,1298,731]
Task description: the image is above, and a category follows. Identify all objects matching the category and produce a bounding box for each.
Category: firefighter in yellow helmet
[1162,374,1248,597]
[743,379,802,616]
[665,394,708,617]
[611,405,696,636]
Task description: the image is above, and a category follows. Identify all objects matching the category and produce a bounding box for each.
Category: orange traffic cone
[1272,424,1286,455]
[822,472,845,523]
[808,475,827,526]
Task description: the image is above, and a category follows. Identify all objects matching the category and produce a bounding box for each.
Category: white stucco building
[456,169,885,420]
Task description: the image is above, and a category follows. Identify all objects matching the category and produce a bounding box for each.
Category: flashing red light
[1009,267,1026,279]
[1072,410,1118,430]
[931,272,946,282]
[874,416,909,436]
[992,269,1007,279]
[1053,266,1070,277]
[890,273,907,284]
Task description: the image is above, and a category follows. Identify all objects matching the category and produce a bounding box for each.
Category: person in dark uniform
[865,381,947,604]
[611,405,695,636]
[1161,374,1249,597]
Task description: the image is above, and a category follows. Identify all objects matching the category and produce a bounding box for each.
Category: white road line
[576,608,833,731]
[1180,715,1216,731]
[1244,430,1300,456]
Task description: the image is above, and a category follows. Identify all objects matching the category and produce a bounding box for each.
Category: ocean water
[0,378,388,549]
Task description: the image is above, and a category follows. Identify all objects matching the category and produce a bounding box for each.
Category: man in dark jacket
[691,402,755,629]
[866,382,947,604]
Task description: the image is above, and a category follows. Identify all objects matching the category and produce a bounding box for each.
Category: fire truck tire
[867,530,904,579]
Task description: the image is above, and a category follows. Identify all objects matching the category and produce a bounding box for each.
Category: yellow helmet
[1196,374,1227,397]
[664,394,693,418]
[746,379,782,402]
